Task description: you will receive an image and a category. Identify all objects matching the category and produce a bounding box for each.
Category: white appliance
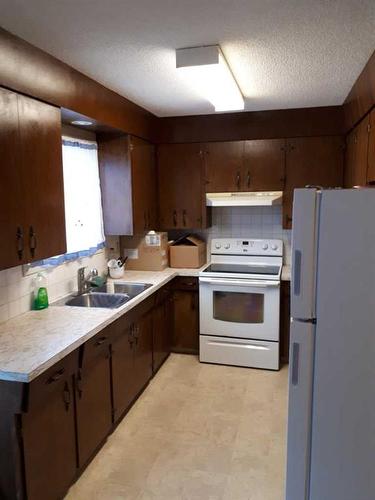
[199,238,283,370]
[206,191,283,207]
[286,188,375,500]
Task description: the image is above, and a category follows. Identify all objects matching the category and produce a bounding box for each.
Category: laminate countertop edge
[0,264,290,382]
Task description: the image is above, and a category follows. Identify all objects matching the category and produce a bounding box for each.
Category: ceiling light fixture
[71,120,93,126]
[176,45,244,112]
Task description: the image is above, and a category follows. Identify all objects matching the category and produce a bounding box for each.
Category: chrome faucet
[77,267,98,295]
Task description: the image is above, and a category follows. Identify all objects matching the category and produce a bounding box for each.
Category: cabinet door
[133,312,153,396]
[152,293,172,373]
[366,110,375,184]
[172,290,199,354]
[111,324,136,422]
[283,136,344,228]
[204,141,244,192]
[157,143,206,229]
[22,377,76,500]
[344,117,369,187]
[244,139,286,191]
[0,88,26,270]
[75,347,112,467]
[131,137,157,232]
[18,94,66,262]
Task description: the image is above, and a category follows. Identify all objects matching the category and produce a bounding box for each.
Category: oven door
[199,277,280,341]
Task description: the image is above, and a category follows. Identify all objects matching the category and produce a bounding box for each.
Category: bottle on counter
[33,272,49,310]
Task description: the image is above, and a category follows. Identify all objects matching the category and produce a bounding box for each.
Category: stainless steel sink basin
[92,282,153,298]
[65,292,130,309]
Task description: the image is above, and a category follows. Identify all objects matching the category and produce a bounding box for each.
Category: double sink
[61,282,153,309]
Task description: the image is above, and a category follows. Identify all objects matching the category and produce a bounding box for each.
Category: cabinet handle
[63,382,71,412]
[144,212,147,230]
[29,225,37,258]
[236,172,241,189]
[76,369,83,399]
[95,336,107,346]
[173,210,177,227]
[247,170,251,188]
[285,214,293,225]
[46,367,65,384]
[148,209,151,229]
[16,226,24,260]
[182,209,187,227]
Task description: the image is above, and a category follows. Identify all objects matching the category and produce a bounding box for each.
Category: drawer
[170,276,198,291]
[199,335,279,370]
[80,325,113,368]
[26,349,79,411]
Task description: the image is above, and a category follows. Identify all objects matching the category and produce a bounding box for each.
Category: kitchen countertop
[0,264,290,383]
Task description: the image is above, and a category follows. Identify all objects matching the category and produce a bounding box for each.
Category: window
[33,136,105,267]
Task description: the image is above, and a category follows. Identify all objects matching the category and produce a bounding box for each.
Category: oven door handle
[199,277,280,287]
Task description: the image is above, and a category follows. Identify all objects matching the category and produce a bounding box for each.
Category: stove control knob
[215,243,222,249]
[262,243,269,250]
[271,244,278,251]
[224,243,230,249]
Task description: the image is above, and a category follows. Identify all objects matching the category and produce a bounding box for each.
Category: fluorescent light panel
[176,45,244,112]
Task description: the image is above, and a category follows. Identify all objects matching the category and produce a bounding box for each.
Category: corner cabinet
[98,134,157,235]
[0,87,66,270]
[170,277,199,354]
[283,136,344,228]
[344,116,370,187]
[157,143,211,230]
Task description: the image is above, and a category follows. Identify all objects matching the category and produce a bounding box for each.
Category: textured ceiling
[0,0,374,117]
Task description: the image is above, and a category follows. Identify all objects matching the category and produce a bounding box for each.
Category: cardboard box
[122,232,169,271]
[169,235,206,269]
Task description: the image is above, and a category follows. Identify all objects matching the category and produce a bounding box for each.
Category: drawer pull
[95,336,107,346]
[46,367,65,384]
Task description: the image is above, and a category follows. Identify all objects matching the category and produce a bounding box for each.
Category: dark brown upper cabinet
[204,139,285,192]
[98,134,156,235]
[0,87,66,271]
[344,116,370,188]
[204,141,244,192]
[244,139,286,191]
[157,143,210,230]
[368,109,375,184]
[283,136,344,228]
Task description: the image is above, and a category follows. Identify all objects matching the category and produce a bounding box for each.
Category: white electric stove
[199,238,283,370]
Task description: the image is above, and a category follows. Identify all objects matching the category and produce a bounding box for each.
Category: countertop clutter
[0,265,290,382]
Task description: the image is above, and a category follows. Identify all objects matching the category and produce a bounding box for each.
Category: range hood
[206,191,283,207]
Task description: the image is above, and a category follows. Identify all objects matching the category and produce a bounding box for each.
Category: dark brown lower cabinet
[75,331,112,467]
[280,281,291,364]
[152,289,173,373]
[170,277,199,354]
[21,352,78,500]
[111,298,154,423]
[111,320,135,422]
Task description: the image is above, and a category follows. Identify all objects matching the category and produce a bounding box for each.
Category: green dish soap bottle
[34,272,49,310]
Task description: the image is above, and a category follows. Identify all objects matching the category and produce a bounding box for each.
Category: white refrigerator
[285,188,375,500]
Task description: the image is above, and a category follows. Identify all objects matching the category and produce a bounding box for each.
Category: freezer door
[291,189,319,319]
[308,189,375,500]
[285,319,315,500]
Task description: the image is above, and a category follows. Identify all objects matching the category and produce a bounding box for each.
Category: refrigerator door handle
[291,342,300,385]
[293,249,302,296]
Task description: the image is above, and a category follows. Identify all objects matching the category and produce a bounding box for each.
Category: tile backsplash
[173,205,292,264]
[0,250,107,324]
